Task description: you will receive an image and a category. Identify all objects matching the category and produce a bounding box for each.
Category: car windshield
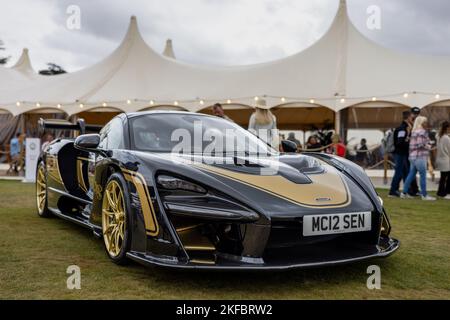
[130,113,278,155]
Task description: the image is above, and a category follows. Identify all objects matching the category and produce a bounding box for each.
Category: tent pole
[20,115,25,135]
[334,111,341,136]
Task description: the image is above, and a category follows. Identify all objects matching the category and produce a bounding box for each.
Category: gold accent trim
[380,211,390,236]
[177,226,215,251]
[46,154,64,185]
[190,259,215,265]
[123,169,159,236]
[76,160,88,192]
[193,163,351,209]
[184,245,215,251]
[77,156,92,162]
[176,224,203,233]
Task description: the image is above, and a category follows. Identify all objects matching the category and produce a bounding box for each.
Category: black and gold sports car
[36,111,399,270]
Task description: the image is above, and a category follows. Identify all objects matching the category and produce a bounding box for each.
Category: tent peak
[162,38,176,59]
[119,15,176,60]
[121,15,147,47]
[12,47,35,75]
[127,15,138,34]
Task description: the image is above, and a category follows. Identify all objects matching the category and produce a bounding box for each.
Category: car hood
[131,151,376,219]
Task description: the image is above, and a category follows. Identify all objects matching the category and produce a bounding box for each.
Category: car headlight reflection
[378,196,384,207]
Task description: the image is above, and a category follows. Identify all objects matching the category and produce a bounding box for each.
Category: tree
[38,63,67,75]
[0,39,10,65]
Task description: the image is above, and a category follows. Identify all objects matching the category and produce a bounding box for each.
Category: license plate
[303,212,371,236]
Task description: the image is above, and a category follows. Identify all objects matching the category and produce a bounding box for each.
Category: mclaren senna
[36,111,399,270]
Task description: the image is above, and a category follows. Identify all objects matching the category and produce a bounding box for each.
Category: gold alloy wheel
[36,165,47,214]
[102,180,126,257]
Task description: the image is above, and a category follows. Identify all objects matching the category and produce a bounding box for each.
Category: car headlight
[157,174,259,222]
[157,175,206,194]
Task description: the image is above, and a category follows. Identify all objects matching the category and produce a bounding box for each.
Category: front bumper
[126,236,399,271]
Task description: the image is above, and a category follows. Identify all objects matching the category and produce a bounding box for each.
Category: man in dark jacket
[389,110,419,197]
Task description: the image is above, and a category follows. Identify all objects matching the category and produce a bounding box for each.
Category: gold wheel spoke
[106,190,115,210]
[108,234,114,253]
[102,209,115,217]
[113,188,120,211]
[112,188,118,205]
[116,196,122,213]
[118,222,124,239]
[104,223,116,234]
[114,228,121,254]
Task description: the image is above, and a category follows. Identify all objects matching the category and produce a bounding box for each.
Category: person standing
[389,111,413,197]
[401,116,435,200]
[212,103,233,122]
[305,136,322,151]
[287,132,302,150]
[287,132,301,146]
[389,111,419,197]
[330,133,346,157]
[410,106,421,120]
[355,138,369,166]
[248,99,277,147]
[408,107,421,196]
[435,121,450,199]
[41,132,54,152]
[7,132,21,173]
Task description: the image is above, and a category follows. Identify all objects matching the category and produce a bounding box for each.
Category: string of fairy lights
[12,91,449,110]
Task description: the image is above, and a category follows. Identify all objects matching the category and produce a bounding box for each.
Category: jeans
[403,158,428,197]
[437,171,450,197]
[390,153,419,195]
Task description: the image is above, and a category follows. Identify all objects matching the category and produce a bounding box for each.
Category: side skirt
[48,208,102,238]
[47,187,102,237]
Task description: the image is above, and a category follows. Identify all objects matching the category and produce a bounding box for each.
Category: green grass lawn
[0,180,449,299]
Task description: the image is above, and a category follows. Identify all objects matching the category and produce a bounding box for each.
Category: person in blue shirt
[8,133,22,173]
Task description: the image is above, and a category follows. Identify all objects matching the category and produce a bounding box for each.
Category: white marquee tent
[0,0,449,127]
[11,48,38,78]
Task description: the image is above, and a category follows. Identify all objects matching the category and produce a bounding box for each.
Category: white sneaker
[439,195,450,200]
[400,193,413,199]
[422,195,436,201]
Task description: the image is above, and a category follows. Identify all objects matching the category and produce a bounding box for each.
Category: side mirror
[280,140,298,153]
[74,134,100,151]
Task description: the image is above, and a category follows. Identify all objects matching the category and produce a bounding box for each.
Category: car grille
[264,216,381,264]
[267,219,340,249]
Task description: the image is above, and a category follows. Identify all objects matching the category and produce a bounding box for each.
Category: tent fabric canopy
[11,48,38,78]
[162,39,176,59]
[1,0,450,117]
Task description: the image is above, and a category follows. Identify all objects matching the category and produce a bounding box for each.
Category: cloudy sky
[1,0,450,72]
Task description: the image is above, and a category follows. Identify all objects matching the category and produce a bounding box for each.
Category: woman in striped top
[401,116,436,201]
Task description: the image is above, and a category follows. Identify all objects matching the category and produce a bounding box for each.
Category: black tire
[36,161,51,218]
[101,172,132,265]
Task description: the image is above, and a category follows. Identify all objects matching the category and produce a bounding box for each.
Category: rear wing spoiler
[38,118,103,135]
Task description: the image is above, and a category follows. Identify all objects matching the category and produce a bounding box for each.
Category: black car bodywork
[36,112,399,270]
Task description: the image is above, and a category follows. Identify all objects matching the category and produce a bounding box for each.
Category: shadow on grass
[138,259,391,286]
